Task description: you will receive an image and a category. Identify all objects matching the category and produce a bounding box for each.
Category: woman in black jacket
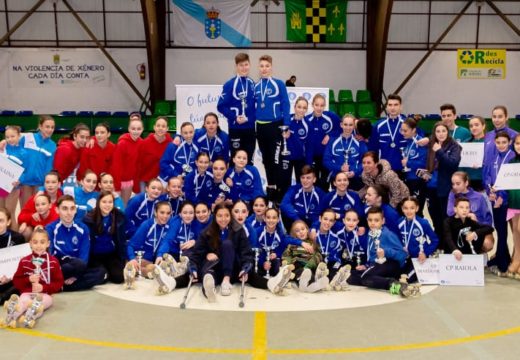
[189,203,293,302]
[83,190,126,284]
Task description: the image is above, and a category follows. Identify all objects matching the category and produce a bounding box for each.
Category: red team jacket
[111,133,143,192]
[77,139,116,182]
[13,252,64,294]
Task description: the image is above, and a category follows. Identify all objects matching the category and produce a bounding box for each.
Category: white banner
[0,155,25,193]
[172,0,251,47]
[412,258,440,285]
[438,254,484,286]
[0,243,31,278]
[8,49,111,88]
[494,163,520,190]
[459,142,485,168]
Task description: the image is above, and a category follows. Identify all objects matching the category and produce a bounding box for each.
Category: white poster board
[412,258,440,285]
[0,243,31,278]
[494,163,520,190]
[0,155,25,193]
[438,254,484,286]
[459,142,485,168]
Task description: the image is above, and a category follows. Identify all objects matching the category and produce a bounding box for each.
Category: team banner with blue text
[172,0,251,47]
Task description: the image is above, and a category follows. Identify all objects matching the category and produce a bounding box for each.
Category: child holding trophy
[347,207,414,297]
[1,226,63,328]
[336,209,368,270]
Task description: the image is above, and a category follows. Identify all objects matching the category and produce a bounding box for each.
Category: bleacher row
[2,95,520,141]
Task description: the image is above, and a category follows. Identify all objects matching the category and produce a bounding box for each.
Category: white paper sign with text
[438,254,484,286]
[412,258,440,284]
[459,142,485,168]
[0,155,25,193]
[494,163,520,190]
[0,243,31,278]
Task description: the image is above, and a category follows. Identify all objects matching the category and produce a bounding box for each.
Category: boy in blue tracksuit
[124,178,164,239]
[398,197,439,282]
[347,207,411,295]
[368,94,407,172]
[46,195,106,291]
[280,165,325,229]
[159,122,199,182]
[217,53,257,164]
[255,55,291,199]
[225,149,265,203]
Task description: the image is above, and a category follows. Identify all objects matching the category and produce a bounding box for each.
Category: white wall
[1,48,518,117]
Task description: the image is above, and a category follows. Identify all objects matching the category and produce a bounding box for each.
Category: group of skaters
[1,53,519,328]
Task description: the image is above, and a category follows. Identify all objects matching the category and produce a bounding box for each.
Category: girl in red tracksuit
[136,117,172,192]
[2,227,63,328]
[53,123,90,182]
[77,122,116,183]
[111,113,144,205]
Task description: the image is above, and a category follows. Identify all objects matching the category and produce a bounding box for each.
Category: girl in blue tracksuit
[275,96,309,200]
[280,165,326,229]
[157,202,198,260]
[63,170,99,221]
[336,209,368,268]
[217,53,256,164]
[19,115,57,206]
[124,178,164,240]
[305,94,341,190]
[194,202,212,234]
[183,152,213,204]
[232,200,258,249]
[398,197,439,282]
[194,112,230,163]
[314,209,343,280]
[246,196,269,232]
[484,132,515,273]
[1,125,28,229]
[98,173,124,211]
[206,158,233,209]
[159,122,199,182]
[364,184,400,236]
[253,208,308,278]
[347,206,408,291]
[255,55,291,199]
[324,114,367,190]
[225,149,264,203]
[400,117,428,216]
[164,176,184,217]
[127,201,172,277]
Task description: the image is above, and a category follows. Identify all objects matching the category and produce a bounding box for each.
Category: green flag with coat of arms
[286,0,347,43]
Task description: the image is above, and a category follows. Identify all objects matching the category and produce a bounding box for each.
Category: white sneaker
[221,281,233,296]
[267,265,294,295]
[203,274,217,302]
[298,268,312,291]
[306,276,330,293]
[329,264,351,291]
[150,265,176,295]
[315,262,329,281]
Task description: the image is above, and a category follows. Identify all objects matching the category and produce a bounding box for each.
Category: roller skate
[162,254,189,277]
[267,264,295,295]
[1,294,20,328]
[389,274,421,298]
[203,274,217,303]
[299,268,329,293]
[123,262,137,290]
[314,262,329,281]
[329,264,351,291]
[19,294,44,329]
[149,265,176,295]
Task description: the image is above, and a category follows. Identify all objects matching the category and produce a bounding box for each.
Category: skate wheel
[8,320,17,328]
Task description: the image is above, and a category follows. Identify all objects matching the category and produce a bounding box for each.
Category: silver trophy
[369,229,386,264]
[218,182,231,200]
[31,257,45,275]
[460,227,477,254]
[239,93,248,122]
[353,251,364,267]
[135,250,145,278]
[279,125,291,156]
[400,147,411,172]
[343,149,350,169]
[263,246,272,279]
[182,164,193,177]
[416,235,431,254]
[179,240,185,257]
[253,248,260,273]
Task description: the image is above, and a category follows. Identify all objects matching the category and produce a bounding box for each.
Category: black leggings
[257,120,283,186]
[347,260,402,290]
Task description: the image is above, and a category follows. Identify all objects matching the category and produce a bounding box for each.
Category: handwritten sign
[412,258,440,284]
[0,243,31,278]
[0,155,25,193]
[438,254,484,286]
[494,163,520,190]
[459,142,484,168]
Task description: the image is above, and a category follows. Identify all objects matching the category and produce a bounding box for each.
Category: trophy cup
[353,251,364,267]
[400,147,411,172]
[135,250,145,278]
[369,229,386,264]
[253,248,260,274]
[218,182,231,200]
[343,149,350,169]
[279,125,291,156]
[239,92,248,122]
[182,164,193,177]
[460,227,477,254]
[263,246,272,279]
[179,240,185,257]
[31,257,45,275]
[416,235,431,254]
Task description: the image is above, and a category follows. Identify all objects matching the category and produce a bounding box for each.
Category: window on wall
[1,1,518,50]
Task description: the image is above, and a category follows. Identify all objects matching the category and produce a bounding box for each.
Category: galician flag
[286,0,347,43]
[172,0,252,47]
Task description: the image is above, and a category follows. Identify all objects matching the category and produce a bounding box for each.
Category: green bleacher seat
[355,90,371,103]
[357,102,377,118]
[337,89,353,103]
[328,89,336,104]
[154,100,171,116]
[338,103,356,117]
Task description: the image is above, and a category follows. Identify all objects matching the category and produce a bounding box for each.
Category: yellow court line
[5,322,520,356]
[252,312,267,360]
